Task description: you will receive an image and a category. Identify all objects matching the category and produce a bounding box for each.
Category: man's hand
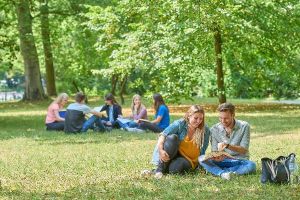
[217,142,228,151]
[212,155,225,162]
[159,149,170,162]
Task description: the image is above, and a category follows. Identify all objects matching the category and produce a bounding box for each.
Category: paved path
[0,91,23,102]
[271,100,300,105]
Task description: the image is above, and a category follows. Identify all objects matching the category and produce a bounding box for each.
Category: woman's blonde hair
[184,105,205,148]
[54,93,68,105]
[131,94,146,115]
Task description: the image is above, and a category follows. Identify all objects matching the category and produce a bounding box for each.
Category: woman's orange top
[178,135,200,169]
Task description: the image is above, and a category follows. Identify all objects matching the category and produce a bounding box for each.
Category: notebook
[117,117,132,124]
[203,151,234,161]
[93,106,103,112]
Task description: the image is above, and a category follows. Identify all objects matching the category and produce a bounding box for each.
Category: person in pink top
[45,93,69,131]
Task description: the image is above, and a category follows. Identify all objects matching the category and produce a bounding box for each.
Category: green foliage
[0,1,23,79]
[83,0,300,101]
[1,0,300,101]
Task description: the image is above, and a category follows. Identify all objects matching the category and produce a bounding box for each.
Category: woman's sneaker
[140,169,163,179]
[154,172,163,179]
[141,169,155,177]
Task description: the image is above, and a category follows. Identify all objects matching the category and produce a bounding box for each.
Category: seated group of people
[45,92,170,133]
[148,103,256,180]
[45,92,256,180]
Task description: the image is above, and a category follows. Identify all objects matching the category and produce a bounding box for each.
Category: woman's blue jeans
[46,121,64,131]
[117,120,138,129]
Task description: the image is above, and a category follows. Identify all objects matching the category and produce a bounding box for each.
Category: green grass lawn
[0,100,300,199]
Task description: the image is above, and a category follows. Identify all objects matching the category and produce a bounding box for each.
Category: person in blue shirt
[139,93,170,133]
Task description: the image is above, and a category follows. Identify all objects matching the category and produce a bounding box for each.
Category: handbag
[261,153,295,184]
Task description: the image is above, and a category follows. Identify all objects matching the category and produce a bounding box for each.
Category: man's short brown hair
[217,102,235,114]
[75,92,86,103]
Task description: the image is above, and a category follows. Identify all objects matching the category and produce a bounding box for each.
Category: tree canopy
[1,0,299,102]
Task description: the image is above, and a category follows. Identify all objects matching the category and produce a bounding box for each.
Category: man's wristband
[225,143,230,148]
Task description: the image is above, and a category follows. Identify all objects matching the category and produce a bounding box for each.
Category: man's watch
[225,143,230,148]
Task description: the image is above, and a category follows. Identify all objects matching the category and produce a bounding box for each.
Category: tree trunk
[40,0,56,96]
[111,74,118,95]
[72,80,88,103]
[214,26,226,104]
[16,0,45,100]
[119,75,127,105]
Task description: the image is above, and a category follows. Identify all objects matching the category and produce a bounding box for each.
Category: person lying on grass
[199,102,256,180]
[144,105,210,178]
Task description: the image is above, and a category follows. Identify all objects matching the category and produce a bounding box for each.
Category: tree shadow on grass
[36,132,158,146]
[0,115,158,144]
[1,113,300,144]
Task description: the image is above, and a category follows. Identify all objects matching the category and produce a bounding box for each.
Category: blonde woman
[149,105,210,177]
[117,94,147,129]
[45,93,68,131]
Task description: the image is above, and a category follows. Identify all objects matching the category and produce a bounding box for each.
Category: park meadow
[0,99,300,199]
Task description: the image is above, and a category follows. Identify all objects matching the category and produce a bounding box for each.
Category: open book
[139,119,152,123]
[93,106,103,112]
[203,151,234,161]
[117,117,132,124]
[85,106,104,119]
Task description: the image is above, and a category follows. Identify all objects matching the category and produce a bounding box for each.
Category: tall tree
[15,0,45,100]
[214,25,226,103]
[39,0,56,96]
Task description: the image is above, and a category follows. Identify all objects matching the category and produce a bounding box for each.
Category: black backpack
[261,153,295,184]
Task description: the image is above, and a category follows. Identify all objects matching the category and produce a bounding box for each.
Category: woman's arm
[151,116,162,124]
[117,105,122,116]
[151,105,168,124]
[54,110,64,122]
[157,134,170,162]
[136,108,147,120]
[200,126,211,155]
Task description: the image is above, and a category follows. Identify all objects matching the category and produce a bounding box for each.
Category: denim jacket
[151,119,211,165]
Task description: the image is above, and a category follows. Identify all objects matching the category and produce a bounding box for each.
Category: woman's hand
[159,149,170,162]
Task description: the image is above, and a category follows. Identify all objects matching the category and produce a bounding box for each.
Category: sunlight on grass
[1,102,300,199]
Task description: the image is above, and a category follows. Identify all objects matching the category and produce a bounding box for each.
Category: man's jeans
[200,158,256,176]
[81,115,106,132]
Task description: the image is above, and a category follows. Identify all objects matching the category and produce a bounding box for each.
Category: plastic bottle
[289,154,299,184]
